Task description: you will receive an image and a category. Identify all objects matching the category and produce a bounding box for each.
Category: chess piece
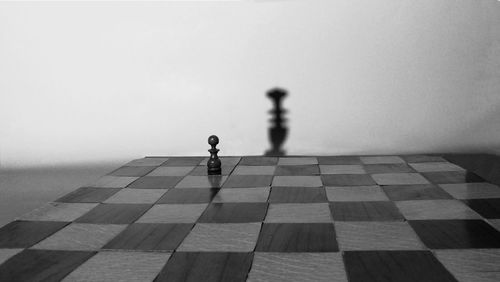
[207,135,222,175]
[265,88,288,156]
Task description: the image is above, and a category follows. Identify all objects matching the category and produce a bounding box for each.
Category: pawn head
[208,135,219,146]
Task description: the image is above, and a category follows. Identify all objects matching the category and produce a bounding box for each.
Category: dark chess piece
[207,135,222,175]
[265,88,288,156]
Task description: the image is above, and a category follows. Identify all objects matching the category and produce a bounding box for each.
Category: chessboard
[1,155,500,282]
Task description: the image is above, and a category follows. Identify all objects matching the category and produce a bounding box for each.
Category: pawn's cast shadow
[265,88,289,157]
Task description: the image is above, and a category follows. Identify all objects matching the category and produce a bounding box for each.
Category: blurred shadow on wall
[265,88,289,156]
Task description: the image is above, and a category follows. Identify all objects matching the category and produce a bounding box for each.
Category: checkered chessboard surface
[1,155,500,281]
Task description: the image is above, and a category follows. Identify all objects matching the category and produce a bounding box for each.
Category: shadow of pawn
[265,88,289,157]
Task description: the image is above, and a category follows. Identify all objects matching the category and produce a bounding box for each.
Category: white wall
[1,0,499,168]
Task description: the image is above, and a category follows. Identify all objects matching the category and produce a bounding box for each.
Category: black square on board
[317,156,362,165]
[198,203,268,223]
[463,198,500,219]
[275,165,319,176]
[75,203,151,224]
[343,251,457,282]
[364,163,415,174]
[103,223,193,251]
[409,220,500,249]
[330,201,404,221]
[422,171,485,184]
[157,188,219,204]
[155,252,253,282]
[162,157,205,166]
[0,221,68,248]
[127,176,183,189]
[0,249,95,282]
[222,175,273,188]
[402,155,446,163]
[255,223,338,252]
[321,174,376,186]
[382,185,452,201]
[108,166,156,177]
[239,156,278,166]
[269,187,327,203]
[56,187,121,203]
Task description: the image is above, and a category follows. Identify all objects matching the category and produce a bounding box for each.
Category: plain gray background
[1,0,499,169]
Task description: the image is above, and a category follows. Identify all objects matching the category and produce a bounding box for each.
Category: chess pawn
[207,135,222,175]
